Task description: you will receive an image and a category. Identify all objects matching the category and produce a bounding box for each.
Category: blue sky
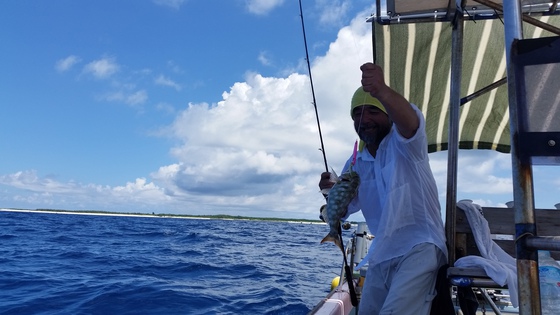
[1,0,559,220]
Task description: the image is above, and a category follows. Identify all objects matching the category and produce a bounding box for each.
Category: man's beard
[357,123,389,148]
[359,131,378,147]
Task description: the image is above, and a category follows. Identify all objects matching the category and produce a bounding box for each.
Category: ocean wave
[0,211,341,314]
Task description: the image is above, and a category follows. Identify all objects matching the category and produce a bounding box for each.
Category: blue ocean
[0,210,344,315]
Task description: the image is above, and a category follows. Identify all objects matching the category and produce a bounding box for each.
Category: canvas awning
[371,5,560,312]
[371,1,560,153]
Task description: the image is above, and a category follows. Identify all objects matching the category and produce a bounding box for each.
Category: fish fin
[319,204,328,223]
[320,169,339,195]
[329,167,339,182]
[321,232,343,252]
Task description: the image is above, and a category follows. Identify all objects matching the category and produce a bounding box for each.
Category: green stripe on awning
[374,16,560,153]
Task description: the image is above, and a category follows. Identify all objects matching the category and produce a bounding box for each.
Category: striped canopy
[373,14,560,153]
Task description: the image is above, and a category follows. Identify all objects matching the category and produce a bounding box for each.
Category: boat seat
[447,205,560,288]
[448,267,507,288]
[447,203,560,314]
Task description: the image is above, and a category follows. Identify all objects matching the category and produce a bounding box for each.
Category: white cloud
[258,51,272,66]
[83,57,119,79]
[0,6,382,218]
[167,60,183,73]
[55,55,81,72]
[153,0,186,10]
[145,14,379,216]
[0,170,170,212]
[156,102,176,114]
[315,0,352,27]
[126,90,148,105]
[102,90,148,106]
[155,75,181,91]
[6,5,560,219]
[431,150,513,199]
[430,150,513,201]
[246,0,285,15]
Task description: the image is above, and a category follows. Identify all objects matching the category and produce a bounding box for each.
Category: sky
[1,0,560,221]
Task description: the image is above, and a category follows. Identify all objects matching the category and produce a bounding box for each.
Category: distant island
[0,208,325,224]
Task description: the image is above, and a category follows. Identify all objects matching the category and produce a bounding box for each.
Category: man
[319,63,448,315]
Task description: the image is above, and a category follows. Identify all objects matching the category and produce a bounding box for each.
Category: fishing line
[350,7,379,150]
[298,0,328,174]
[339,227,359,307]
[372,15,378,65]
[298,0,358,307]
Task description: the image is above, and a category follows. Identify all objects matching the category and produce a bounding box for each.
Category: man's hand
[360,62,389,99]
[359,62,419,139]
[319,172,335,191]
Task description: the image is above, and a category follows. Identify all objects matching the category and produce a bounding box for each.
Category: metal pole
[445,0,464,267]
[526,236,560,252]
[474,0,560,35]
[503,1,541,314]
[503,1,523,60]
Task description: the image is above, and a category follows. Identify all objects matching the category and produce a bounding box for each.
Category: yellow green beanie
[351,87,387,152]
[350,87,386,117]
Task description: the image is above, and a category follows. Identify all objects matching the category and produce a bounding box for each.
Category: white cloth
[358,243,446,315]
[455,200,519,307]
[342,104,448,269]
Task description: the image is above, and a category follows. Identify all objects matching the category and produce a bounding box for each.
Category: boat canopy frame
[369,1,560,314]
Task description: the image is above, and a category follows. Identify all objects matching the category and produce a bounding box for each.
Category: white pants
[358,243,446,315]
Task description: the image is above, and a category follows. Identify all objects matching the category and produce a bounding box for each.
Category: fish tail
[320,231,344,252]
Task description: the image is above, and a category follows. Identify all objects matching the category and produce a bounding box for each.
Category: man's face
[352,105,391,147]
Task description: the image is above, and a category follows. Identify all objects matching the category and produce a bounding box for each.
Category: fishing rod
[298,0,328,174]
[338,229,359,306]
[298,0,358,307]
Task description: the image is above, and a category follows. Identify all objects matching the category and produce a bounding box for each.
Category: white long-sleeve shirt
[342,104,448,268]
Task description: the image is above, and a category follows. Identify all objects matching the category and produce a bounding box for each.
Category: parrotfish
[320,166,360,252]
